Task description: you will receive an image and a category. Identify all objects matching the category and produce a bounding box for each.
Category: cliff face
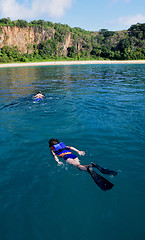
[0,26,72,54]
[0,21,145,61]
[0,26,35,53]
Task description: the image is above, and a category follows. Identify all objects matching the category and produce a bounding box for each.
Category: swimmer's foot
[91,163,118,176]
[87,166,114,191]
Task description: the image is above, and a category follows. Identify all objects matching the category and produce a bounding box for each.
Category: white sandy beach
[0,60,145,68]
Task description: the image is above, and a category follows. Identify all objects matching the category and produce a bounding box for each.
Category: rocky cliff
[0,26,72,54]
[1,20,144,61]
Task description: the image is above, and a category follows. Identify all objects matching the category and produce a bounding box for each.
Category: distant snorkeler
[49,138,118,191]
[34,91,45,101]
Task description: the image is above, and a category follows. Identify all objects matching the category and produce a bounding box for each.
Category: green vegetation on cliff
[0,18,145,63]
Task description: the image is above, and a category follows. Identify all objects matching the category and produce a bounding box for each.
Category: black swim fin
[92,163,118,176]
[87,167,114,191]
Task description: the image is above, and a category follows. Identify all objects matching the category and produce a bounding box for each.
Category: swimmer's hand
[66,146,85,156]
[78,151,85,156]
[57,161,63,166]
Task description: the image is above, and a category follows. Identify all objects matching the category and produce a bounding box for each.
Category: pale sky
[0,0,145,31]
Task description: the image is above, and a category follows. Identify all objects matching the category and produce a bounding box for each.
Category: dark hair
[37,91,42,94]
[49,138,59,147]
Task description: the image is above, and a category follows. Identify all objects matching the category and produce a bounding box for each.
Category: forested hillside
[0,18,145,63]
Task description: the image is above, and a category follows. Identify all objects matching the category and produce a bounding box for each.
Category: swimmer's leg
[92,163,118,176]
[87,166,114,191]
[75,164,114,191]
[77,163,93,171]
[66,158,88,171]
[76,164,88,171]
[65,157,93,171]
[65,159,114,191]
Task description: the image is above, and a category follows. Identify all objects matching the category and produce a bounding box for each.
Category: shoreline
[0,60,145,68]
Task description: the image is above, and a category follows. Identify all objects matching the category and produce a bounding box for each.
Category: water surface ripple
[0,64,145,240]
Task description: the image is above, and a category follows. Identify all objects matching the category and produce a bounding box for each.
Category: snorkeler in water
[34,91,45,101]
[49,138,118,191]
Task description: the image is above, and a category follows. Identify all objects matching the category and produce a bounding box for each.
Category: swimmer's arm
[66,146,85,156]
[51,150,63,165]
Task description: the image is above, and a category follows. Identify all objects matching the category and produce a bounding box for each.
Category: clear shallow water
[0,64,145,240]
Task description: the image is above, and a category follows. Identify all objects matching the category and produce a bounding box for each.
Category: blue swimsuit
[35,98,43,101]
[63,154,77,161]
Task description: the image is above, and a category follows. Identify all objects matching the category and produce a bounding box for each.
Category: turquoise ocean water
[0,64,145,240]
